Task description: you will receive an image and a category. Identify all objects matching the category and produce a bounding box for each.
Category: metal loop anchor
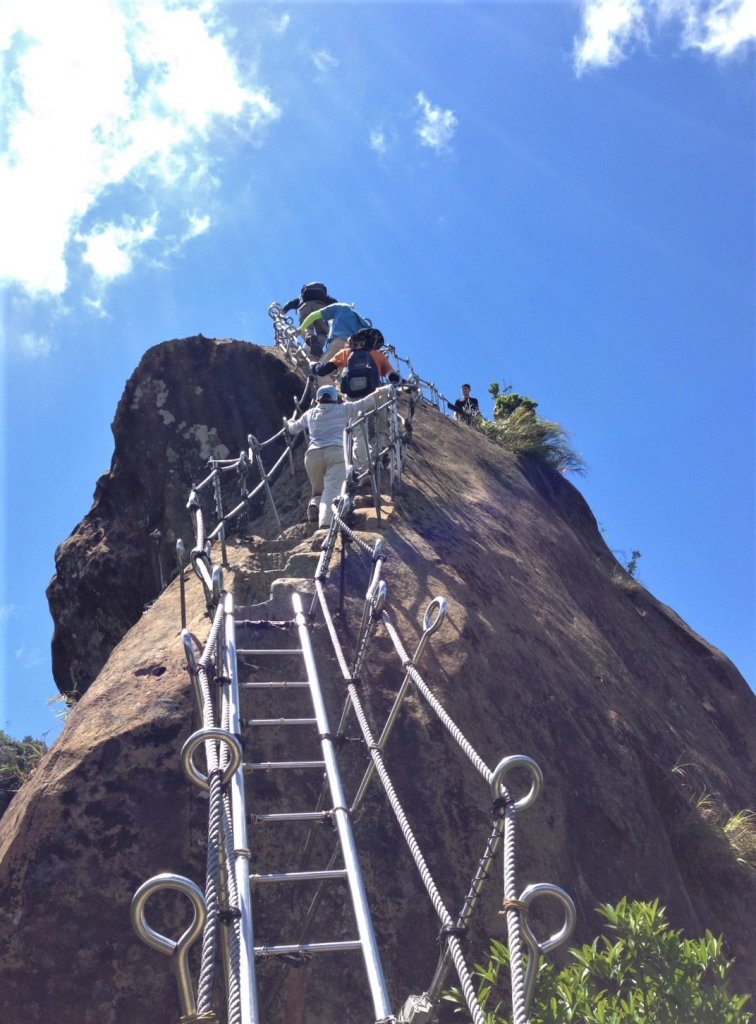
[180,728,243,791]
[212,565,224,606]
[490,754,543,810]
[517,882,577,1013]
[131,873,207,1018]
[422,596,447,637]
[368,579,387,617]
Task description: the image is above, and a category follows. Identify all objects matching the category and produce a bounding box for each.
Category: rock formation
[46,336,305,698]
[1,336,754,1023]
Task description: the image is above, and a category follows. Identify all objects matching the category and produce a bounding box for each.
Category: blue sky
[1,0,754,741]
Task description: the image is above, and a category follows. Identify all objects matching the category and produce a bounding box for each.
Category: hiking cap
[316,385,340,403]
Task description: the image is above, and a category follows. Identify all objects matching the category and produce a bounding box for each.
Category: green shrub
[445,897,751,1023]
[0,730,47,817]
[475,382,585,475]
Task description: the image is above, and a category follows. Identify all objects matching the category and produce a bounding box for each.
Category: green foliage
[611,549,642,590]
[669,762,756,871]
[624,550,641,578]
[0,730,47,816]
[723,810,756,869]
[488,381,539,419]
[444,898,751,1024]
[477,382,585,475]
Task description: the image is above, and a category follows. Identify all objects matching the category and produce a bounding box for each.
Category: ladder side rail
[222,592,260,1024]
[292,593,394,1024]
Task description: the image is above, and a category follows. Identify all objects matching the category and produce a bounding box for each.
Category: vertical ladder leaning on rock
[131,305,579,1024]
[234,590,393,1021]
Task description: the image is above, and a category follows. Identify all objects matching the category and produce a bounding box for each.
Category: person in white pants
[286,385,391,528]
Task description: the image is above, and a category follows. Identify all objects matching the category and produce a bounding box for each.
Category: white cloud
[270,12,290,34]
[0,0,280,299]
[78,214,158,281]
[0,604,18,622]
[574,0,755,73]
[415,92,458,152]
[574,0,647,74]
[17,332,53,358]
[14,646,47,669]
[680,0,756,55]
[369,129,388,154]
[183,213,212,240]
[311,48,338,72]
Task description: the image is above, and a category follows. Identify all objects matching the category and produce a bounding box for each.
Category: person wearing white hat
[286,384,391,528]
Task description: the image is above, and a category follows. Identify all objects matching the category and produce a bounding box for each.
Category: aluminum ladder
[225,589,393,1023]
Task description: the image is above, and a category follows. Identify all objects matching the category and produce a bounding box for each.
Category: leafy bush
[611,549,642,590]
[445,898,751,1023]
[670,762,756,871]
[0,730,47,817]
[474,382,585,475]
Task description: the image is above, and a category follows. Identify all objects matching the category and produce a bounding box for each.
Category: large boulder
[47,337,304,698]
[1,339,751,1023]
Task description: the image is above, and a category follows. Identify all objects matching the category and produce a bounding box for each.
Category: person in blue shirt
[297,302,373,366]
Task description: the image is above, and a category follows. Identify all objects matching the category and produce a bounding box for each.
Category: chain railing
[132,304,576,1024]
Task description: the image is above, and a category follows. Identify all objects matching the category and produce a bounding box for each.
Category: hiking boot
[306,499,319,522]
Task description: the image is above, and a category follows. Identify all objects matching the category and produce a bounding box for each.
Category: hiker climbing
[311,329,399,474]
[280,282,338,357]
[286,383,393,527]
[296,300,375,368]
[448,384,480,425]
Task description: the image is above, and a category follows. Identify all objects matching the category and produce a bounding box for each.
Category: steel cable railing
[132,302,576,1024]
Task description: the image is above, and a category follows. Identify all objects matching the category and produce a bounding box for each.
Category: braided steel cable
[197,768,224,1014]
[345,679,487,1024]
[502,800,529,1024]
[221,789,243,1024]
[425,814,506,1006]
[446,936,487,1024]
[314,578,353,682]
[218,695,243,1024]
[192,608,227,1014]
[195,645,223,1011]
[348,680,450,919]
[330,506,375,556]
[380,609,493,785]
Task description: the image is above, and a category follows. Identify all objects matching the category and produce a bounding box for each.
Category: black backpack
[300,282,329,303]
[342,349,380,398]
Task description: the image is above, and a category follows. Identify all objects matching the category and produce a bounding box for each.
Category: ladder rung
[252,869,348,885]
[244,760,325,771]
[237,648,304,655]
[254,940,361,957]
[244,717,317,727]
[240,681,310,689]
[251,811,332,824]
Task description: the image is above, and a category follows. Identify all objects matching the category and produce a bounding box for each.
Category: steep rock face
[3,337,753,1023]
[47,337,304,697]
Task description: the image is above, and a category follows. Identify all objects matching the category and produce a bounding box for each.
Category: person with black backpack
[311,328,399,473]
[280,282,337,357]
